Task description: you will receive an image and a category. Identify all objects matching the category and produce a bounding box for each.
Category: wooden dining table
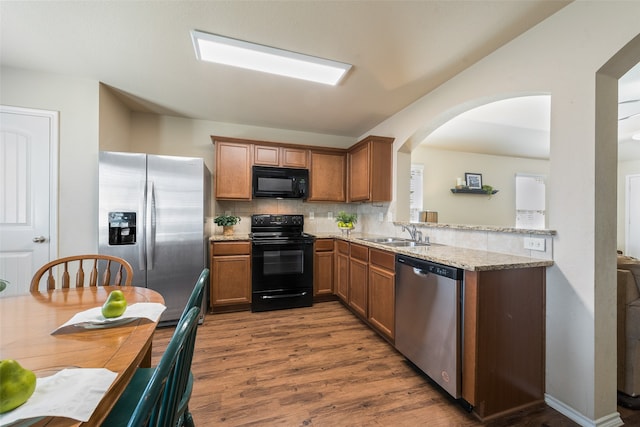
[0,286,165,426]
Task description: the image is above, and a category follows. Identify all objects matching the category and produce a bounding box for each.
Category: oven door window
[263,249,304,275]
[252,241,313,292]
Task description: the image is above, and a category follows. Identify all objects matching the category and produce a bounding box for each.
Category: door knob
[32,236,46,243]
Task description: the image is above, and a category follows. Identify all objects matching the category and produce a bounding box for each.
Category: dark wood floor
[151,301,619,426]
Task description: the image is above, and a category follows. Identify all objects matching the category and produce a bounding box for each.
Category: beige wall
[98,84,132,152]
[0,66,99,258]
[411,146,549,227]
[125,111,358,225]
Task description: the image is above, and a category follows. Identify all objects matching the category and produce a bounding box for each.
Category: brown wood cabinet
[211,135,391,203]
[210,241,252,311]
[348,135,394,202]
[368,248,395,341]
[313,238,334,298]
[308,150,346,202]
[462,267,545,421]
[335,240,350,302]
[254,145,309,168]
[348,243,368,318]
[214,141,252,200]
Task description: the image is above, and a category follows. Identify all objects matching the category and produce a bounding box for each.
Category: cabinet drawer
[315,239,334,252]
[211,241,251,256]
[336,240,350,255]
[350,243,369,262]
[370,249,395,271]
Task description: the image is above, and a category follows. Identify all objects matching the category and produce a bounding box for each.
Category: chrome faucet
[401,224,430,244]
[402,224,420,241]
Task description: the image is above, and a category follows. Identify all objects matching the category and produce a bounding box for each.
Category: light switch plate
[524,237,546,251]
[378,213,384,222]
[309,211,314,220]
[327,211,333,220]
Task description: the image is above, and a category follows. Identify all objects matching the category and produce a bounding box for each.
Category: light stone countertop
[210,233,553,271]
[210,234,251,242]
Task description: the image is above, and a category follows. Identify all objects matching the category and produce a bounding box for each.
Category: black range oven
[250,214,314,312]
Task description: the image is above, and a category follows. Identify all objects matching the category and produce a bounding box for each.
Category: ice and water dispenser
[108,212,136,245]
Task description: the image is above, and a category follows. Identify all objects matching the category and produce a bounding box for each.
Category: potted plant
[214,214,241,236]
[336,211,357,231]
[482,184,494,195]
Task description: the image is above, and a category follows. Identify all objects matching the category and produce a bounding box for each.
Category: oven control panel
[251,214,304,227]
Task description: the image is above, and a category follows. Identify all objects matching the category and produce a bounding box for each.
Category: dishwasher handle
[413,267,429,277]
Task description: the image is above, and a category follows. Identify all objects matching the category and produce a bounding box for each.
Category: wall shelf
[450,188,499,195]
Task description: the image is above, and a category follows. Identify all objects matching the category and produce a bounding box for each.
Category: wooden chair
[102,307,201,427]
[30,254,133,291]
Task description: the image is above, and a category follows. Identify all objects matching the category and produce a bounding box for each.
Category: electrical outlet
[309,211,314,220]
[524,237,546,251]
[378,212,384,222]
[327,211,333,220]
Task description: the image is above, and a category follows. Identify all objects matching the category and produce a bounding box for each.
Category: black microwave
[252,166,309,199]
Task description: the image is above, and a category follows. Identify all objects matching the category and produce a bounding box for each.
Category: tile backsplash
[213,199,553,260]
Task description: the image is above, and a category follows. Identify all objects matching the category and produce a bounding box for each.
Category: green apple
[0,359,36,413]
[101,290,127,318]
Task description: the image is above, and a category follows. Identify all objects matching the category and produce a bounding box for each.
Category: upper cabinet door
[348,136,394,202]
[254,145,309,168]
[280,147,309,168]
[215,141,252,200]
[348,143,370,201]
[308,150,346,202]
[253,145,280,166]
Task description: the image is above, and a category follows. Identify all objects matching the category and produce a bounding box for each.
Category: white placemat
[0,368,117,426]
[52,302,166,334]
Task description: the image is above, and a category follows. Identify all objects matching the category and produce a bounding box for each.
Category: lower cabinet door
[368,265,395,340]
[211,255,251,307]
[349,258,368,318]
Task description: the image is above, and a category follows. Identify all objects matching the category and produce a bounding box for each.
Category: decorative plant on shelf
[482,184,494,195]
[336,211,357,230]
[214,214,241,236]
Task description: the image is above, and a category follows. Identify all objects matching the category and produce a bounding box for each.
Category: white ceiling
[3,1,637,160]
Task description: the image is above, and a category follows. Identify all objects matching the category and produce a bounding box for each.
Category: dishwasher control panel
[396,256,462,280]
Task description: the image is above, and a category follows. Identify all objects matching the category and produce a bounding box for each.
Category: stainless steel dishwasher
[395,255,463,398]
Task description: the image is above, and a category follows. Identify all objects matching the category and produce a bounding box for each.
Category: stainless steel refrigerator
[98,151,210,325]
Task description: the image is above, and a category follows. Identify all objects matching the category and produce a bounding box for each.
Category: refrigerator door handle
[137,179,146,271]
[146,180,156,270]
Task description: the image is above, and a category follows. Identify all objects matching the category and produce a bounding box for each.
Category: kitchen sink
[358,237,407,243]
[383,241,431,247]
[357,237,433,247]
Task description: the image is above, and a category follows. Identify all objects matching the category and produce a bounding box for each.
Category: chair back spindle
[30,255,133,291]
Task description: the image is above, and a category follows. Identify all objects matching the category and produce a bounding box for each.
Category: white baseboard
[545,394,623,427]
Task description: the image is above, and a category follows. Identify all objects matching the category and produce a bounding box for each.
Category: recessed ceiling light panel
[191,30,352,86]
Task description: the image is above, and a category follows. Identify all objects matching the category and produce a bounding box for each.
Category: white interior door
[0,106,58,296]
[627,174,640,258]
